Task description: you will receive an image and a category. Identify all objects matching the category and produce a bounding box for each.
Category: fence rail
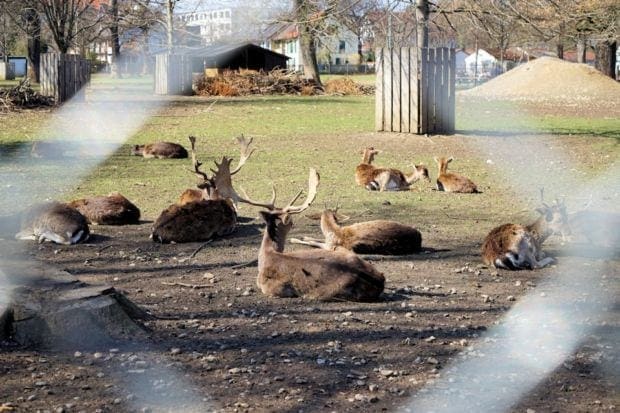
[375,47,455,135]
[40,53,90,103]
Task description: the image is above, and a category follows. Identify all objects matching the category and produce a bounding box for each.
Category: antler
[281,168,320,214]
[211,156,277,209]
[230,134,256,175]
[188,136,212,188]
[539,187,549,208]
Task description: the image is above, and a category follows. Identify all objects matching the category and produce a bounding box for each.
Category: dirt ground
[1,124,618,413]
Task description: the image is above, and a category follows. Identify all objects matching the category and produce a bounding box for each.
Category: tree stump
[0,260,151,349]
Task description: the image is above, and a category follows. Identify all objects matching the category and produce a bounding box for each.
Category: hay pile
[323,77,374,95]
[194,69,323,96]
[461,57,620,102]
[0,79,55,112]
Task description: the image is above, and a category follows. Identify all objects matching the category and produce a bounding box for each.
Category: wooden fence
[154,53,193,95]
[375,47,455,135]
[40,53,90,103]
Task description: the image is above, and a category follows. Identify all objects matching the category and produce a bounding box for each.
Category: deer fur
[131,142,188,159]
[291,209,422,255]
[258,211,385,301]
[568,210,619,248]
[434,156,479,193]
[481,201,570,270]
[16,202,90,245]
[67,192,140,225]
[356,147,429,191]
[150,135,252,243]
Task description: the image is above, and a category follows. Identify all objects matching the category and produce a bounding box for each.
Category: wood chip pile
[194,69,324,96]
[0,79,55,112]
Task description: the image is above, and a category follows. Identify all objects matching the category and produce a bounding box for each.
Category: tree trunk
[23,6,40,83]
[416,0,429,49]
[594,40,617,78]
[166,0,174,51]
[109,0,121,78]
[576,34,587,63]
[357,34,363,67]
[556,22,564,59]
[294,0,321,85]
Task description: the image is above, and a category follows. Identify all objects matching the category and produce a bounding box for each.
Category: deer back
[481,223,527,267]
[67,192,140,225]
[151,200,236,243]
[435,157,479,193]
[17,202,90,245]
[568,210,619,248]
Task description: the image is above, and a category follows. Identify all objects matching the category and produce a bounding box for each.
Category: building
[187,42,288,74]
[464,49,498,77]
[178,8,233,44]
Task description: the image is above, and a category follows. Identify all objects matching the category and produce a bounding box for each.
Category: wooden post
[448,48,456,133]
[383,48,393,132]
[391,48,401,132]
[419,48,428,134]
[400,47,410,133]
[374,48,384,131]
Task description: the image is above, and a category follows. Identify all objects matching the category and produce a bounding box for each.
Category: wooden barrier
[154,53,193,95]
[40,53,90,103]
[375,47,455,134]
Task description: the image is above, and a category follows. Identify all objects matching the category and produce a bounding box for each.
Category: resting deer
[434,157,479,193]
[226,169,385,301]
[568,209,619,249]
[16,202,90,245]
[67,192,140,225]
[150,135,253,243]
[290,209,422,255]
[356,147,429,191]
[481,199,570,270]
[131,142,188,159]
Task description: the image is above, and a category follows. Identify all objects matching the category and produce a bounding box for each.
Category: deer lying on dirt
[150,135,253,243]
[568,209,619,249]
[131,142,188,159]
[481,199,570,270]
[226,169,385,301]
[434,157,479,193]
[290,209,422,255]
[356,147,429,191]
[67,192,140,225]
[15,202,90,245]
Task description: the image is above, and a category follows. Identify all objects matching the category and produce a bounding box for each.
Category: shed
[188,42,288,73]
[464,49,497,76]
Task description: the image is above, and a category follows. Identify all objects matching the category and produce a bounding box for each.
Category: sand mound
[461,57,620,102]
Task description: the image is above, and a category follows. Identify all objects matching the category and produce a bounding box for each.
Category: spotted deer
[434,156,479,193]
[356,147,429,191]
[150,135,253,243]
[16,202,90,245]
[67,192,140,225]
[227,169,385,301]
[131,142,188,159]
[481,199,570,270]
[290,209,422,255]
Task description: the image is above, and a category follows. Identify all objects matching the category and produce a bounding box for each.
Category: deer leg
[290,237,329,250]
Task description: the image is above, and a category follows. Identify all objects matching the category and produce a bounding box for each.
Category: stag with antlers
[228,168,385,301]
[150,135,254,243]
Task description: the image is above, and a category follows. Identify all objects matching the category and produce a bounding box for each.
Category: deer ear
[535,207,546,216]
[447,157,454,163]
[258,210,271,223]
[433,157,439,163]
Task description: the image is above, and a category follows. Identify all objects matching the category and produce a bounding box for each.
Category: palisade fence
[375,47,455,135]
[40,53,90,103]
[154,53,193,95]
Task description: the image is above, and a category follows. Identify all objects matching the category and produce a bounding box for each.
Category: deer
[567,197,619,249]
[481,197,570,270]
[220,167,385,301]
[290,209,422,255]
[356,147,429,191]
[150,135,253,243]
[67,192,140,225]
[15,202,90,245]
[434,156,479,193]
[131,142,188,159]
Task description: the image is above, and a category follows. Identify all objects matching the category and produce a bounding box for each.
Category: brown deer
[150,135,253,243]
[290,209,422,255]
[227,169,385,301]
[67,192,140,225]
[434,157,479,193]
[131,142,188,159]
[568,210,619,248]
[481,199,570,270]
[356,147,429,191]
[16,202,90,245]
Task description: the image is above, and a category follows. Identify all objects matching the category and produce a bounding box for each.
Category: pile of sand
[461,57,620,102]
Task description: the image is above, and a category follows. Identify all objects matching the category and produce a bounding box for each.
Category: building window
[225,10,230,18]
[339,41,346,52]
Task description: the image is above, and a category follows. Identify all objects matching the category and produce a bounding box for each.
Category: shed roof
[184,42,288,60]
